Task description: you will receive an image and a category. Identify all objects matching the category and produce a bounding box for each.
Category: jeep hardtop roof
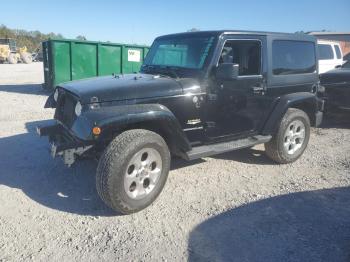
[156,30,316,42]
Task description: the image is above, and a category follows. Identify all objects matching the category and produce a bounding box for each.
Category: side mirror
[216,63,239,80]
[335,65,342,69]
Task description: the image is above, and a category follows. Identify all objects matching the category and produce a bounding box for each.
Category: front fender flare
[71,103,191,153]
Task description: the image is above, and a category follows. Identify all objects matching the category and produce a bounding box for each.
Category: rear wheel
[265,108,310,164]
[96,129,170,214]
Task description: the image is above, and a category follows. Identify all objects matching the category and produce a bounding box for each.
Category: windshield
[143,35,216,70]
[343,60,350,69]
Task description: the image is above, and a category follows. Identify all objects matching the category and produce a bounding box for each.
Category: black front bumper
[37,122,85,152]
[37,122,94,166]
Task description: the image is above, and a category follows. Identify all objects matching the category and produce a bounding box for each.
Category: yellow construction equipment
[0,38,32,64]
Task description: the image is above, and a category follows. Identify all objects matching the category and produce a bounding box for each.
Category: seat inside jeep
[219,40,261,76]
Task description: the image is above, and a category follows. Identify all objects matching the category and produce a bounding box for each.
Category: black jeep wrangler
[38,31,324,214]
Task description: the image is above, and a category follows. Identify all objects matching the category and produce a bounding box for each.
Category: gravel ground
[0,63,349,262]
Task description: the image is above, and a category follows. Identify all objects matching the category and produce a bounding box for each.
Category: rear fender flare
[262,92,318,135]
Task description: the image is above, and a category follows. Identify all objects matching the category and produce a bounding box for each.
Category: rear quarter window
[272,40,316,75]
[334,45,342,59]
[318,44,334,60]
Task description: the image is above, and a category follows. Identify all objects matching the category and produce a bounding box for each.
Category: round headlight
[53,89,59,102]
[75,101,82,116]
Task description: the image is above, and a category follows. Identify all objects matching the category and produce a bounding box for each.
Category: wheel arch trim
[262,92,317,135]
[72,103,191,154]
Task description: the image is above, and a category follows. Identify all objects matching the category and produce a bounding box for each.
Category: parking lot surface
[0,63,349,261]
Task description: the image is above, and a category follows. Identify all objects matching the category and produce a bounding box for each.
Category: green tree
[76,35,87,41]
[0,24,65,52]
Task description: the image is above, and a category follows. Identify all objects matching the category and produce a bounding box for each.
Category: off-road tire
[96,129,170,214]
[7,53,17,64]
[21,52,32,64]
[265,108,310,164]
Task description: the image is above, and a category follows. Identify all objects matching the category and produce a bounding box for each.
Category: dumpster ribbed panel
[42,39,149,90]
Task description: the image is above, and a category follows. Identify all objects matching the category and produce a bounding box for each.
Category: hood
[59,73,183,104]
[320,68,350,85]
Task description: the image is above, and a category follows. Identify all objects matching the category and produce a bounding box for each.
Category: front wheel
[96,129,170,214]
[265,108,310,164]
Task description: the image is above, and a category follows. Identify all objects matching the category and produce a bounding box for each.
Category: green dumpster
[42,39,149,90]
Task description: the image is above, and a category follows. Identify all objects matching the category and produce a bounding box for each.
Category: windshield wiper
[142,64,155,71]
[141,65,172,79]
[142,65,180,79]
[161,66,180,79]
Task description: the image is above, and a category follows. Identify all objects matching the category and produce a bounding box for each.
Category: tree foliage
[0,24,64,52]
[76,35,87,41]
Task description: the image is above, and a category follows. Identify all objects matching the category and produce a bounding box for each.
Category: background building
[309,32,350,60]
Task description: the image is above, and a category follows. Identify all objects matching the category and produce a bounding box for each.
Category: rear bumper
[37,122,93,166]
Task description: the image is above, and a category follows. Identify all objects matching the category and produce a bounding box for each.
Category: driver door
[205,37,269,141]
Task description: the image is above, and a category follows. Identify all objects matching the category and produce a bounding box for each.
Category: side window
[318,44,334,60]
[272,40,316,75]
[219,40,261,76]
[334,45,342,59]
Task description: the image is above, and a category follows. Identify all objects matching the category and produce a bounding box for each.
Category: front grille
[54,89,77,127]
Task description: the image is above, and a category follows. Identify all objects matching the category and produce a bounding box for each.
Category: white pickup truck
[318,40,343,74]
